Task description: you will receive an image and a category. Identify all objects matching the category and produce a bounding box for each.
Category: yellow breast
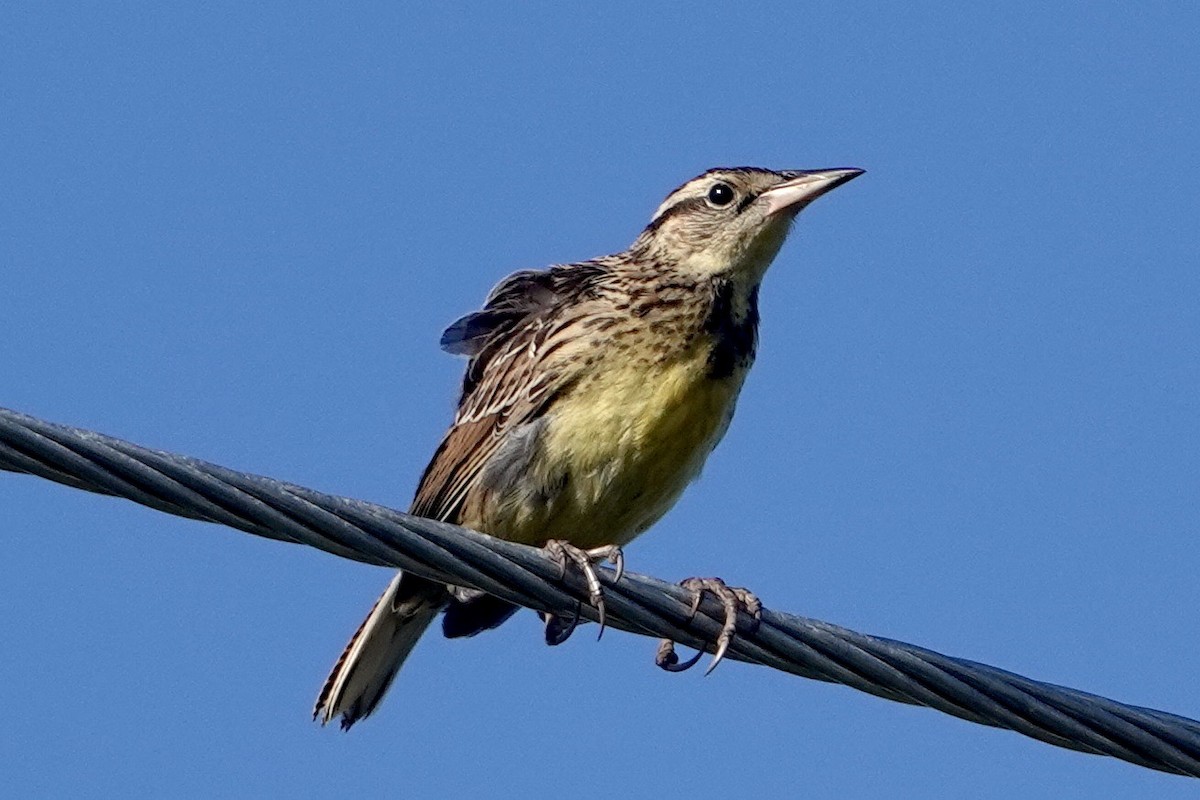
[503,342,744,549]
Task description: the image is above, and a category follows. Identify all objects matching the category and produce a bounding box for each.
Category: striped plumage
[315,166,862,728]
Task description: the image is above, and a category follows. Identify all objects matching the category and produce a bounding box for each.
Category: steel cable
[1,406,1197,777]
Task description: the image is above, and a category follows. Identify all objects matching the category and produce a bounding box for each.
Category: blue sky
[2,3,1198,798]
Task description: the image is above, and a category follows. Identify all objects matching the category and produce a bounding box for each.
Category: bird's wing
[411,263,606,523]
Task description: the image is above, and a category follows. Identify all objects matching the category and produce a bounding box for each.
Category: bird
[314,165,863,729]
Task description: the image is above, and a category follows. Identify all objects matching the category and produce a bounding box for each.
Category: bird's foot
[655,577,762,675]
[541,540,625,643]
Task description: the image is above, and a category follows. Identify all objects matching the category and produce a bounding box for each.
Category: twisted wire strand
[1,406,1198,777]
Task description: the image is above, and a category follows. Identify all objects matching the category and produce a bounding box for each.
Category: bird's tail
[314,571,447,729]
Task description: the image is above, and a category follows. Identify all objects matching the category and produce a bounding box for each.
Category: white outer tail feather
[314,572,441,729]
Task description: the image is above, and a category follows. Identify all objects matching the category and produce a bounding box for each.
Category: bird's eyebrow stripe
[645,196,708,231]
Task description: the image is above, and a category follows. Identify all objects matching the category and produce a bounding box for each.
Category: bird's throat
[704,278,760,380]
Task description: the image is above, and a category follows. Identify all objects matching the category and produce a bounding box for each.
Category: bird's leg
[655,577,763,675]
[541,540,625,642]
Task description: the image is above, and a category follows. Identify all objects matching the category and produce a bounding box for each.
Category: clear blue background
[1,4,1197,798]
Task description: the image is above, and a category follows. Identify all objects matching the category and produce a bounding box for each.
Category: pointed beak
[761,168,865,216]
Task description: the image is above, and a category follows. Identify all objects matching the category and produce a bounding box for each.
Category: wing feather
[411,262,611,523]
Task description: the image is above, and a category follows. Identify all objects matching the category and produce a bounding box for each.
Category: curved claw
[655,638,705,672]
[543,605,582,646]
[594,601,607,639]
[706,637,731,677]
[610,547,626,584]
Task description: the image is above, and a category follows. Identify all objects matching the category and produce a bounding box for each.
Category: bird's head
[630,166,863,283]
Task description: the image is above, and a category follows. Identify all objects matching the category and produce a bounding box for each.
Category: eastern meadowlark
[315,166,863,728]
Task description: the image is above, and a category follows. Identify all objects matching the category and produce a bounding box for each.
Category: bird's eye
[707,182,735,207]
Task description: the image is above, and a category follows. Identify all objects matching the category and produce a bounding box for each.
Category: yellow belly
[494,344,743,549]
